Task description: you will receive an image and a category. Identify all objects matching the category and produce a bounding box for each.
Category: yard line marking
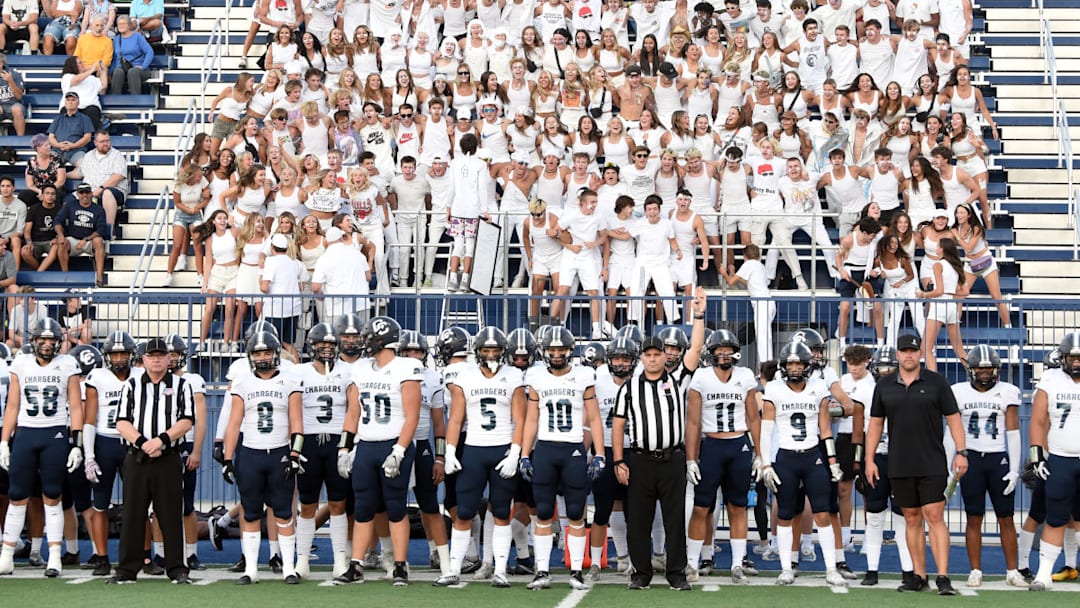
[193,578,217,586]
[958,589,978,596]
[66,577,95,584]
[318,580,337,587]
[829,585,849,594]
[448,582,469,589]
[702,584,720,592]
[554,588,590,608]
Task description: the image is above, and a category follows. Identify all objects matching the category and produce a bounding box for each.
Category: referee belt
[630,445,684,462]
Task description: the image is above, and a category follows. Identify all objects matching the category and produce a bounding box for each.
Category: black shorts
[836,433,856,481]
[890,474,948,509]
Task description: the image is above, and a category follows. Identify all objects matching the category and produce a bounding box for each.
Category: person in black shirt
[865,333,967,596]
[20,183,64,272]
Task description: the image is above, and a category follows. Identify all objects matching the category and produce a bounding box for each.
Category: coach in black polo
[865,333,967,596]
[611,291,705,591]
[109,338,195,585]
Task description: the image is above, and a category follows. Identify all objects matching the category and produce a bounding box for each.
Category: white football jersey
[454,364,523,446]
[232,370,303,449]
[527,365,596,443]
[442,360,470,387]
[1036,368,1080,457]
[594,369,628,448]
[350,356,424,442]
[689,366,757,435]
[182,372,206,443]
[837,372,875,434]
[418,367,445,442]
[298,362,352,435]
[12,354,80,429]
[219,356,298,441]
[954,380,1020,453]
[764,378,829,450]
[86,367,144,438]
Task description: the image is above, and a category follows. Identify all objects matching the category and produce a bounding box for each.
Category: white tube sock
[686,538,704,570]
[609,511,628,558]
[296,516,316,559]
[534,527,553,572]
[567,526,586,571]
[329,514,349,556]
[863,511,886,571]
[278,530,296,577]
[44,503,63,546]
[492,523,512,576]
[1019,528,1035,570]
[777,525,793,570]
[449,527,471,575]
[730,538,747,568]
[1036,542,1062,584]
[2,503,26,545]
[242,531,261,578]
[1065,527,1077,568]
[511,518,531,559]
[483,515,495,564]
[817,523,837,570]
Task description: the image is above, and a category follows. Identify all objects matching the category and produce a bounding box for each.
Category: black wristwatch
[957,449,969,457]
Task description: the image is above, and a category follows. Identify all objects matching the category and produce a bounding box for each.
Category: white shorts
[66,236,95,256]
[963,255,998,279]
[606,257,635,291]
[919,257,941,282]
[235,264,262,302]
[559,251,601,291]
[927,296,959,325]
[691,203,720,238]
[670,253,695,287]
[531,251,562,278]
[206,263,238,293]
[721,202,753,234]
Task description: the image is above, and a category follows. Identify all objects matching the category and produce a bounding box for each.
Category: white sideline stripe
[66,577,95,584]
[959,588,978,596]
[317,580,337,587]
[554,588,589,608]
[194,578,217,586]
[702,584,720,592]
[829,585,849,594]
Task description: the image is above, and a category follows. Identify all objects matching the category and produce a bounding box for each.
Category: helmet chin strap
[484,359,501,372]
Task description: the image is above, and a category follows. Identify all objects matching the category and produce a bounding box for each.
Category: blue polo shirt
[47,109,94,146]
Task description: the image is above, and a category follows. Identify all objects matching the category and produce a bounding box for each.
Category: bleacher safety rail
[1,289,1059,538]
[127,187,174,323]
[1038,3,1079,257]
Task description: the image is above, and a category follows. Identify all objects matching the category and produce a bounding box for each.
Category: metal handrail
[127,187,173,329]
[200,17,226,116]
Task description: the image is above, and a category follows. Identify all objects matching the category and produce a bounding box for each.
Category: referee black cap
[641,337,664,352]
[144,338,169,354]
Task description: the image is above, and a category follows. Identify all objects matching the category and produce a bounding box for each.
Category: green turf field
[2,570,1079,608]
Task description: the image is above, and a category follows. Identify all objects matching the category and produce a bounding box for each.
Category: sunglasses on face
[531,212,544,217]
[400,113,413,118]
[634,153,648,158]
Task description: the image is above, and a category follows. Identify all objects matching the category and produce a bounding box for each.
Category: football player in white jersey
[335,317,422,586]
[63,344,100,570]
[1025,333,1080,591]
[685,329,761,584]
[857,347,915,587]
[835,345,873,562]
[397,330,451,579]
[0,319,83,577]
[432,326,483,574]
[208,320,292,574]
[161,334,209,572]
[83,332,142,576]
[222,332,304,585]
[294,323,353,578]
[949,344,1026,588]
[587,336,637,580]
[520,326,605,590]
[435,327,525,588]
[759,341,847,588]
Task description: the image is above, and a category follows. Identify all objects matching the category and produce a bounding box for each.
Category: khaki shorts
[66,236,96,256]
[206,263,238,293]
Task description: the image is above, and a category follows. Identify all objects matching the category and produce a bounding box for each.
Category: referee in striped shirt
[612,291,707,591]
[109,338,195,585]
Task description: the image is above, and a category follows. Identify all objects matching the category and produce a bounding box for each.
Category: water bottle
[747,486,757,508]
[943,470,960,499]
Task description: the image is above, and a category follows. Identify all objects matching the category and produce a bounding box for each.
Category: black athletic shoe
[92,557,111,577]
[511,556,535,575]
[284,574,300,585]
[740,558,759,576]
[1019,568,1035,584]
[229,556,247,573]
[236,574,256,585]
[82,554,101,570]
[862,570,879,586]
[936,575,957,596]
[668,574,691,591]
[627,576,650,590]
[62,552,80,566]
[836,561,857,580]
[105,575,136,585]
[268,554,283,574]
[44,567,60,578]
[208,516,224,551]
[899,574,927,592]
[187,555,206,571]
[172,572,192,585]
[333,561,365,585]
[392,562,409,587]
[13,543,30,559]
[142,559,165,576]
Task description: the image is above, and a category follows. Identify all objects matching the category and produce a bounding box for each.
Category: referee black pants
[626,450,687,583]
[116,450,189,580]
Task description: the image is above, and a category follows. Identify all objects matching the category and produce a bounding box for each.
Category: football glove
[495,445,521,479]
[829,462,843,482]
[85,457,102,484]
[518,456,534,481]
[222,459,237,484]
[284,453,307,480]
[761,465,782,492]
[1031,445,1051,480]
[337,449,353,478]
[587,455,606,481]
[686,460,701,485]
[443,445,462,475]
[66,446,83,473]
[212,442,226,466]
[0,440,9,470]
[382,444,406,478]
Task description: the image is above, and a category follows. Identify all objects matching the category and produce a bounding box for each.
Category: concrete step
[994,84,1080,99]
[1011,214,1076,229]
[997,97,1080,112]
[994,57,1080,71]
[166,81,229,97]
[1001,126,1080,140]
[1020,260,1080,276]
[990,46,1080,59]
[1004,168,1080,183]
[175,54,249,71]
[1006,182,1076,198]
[1013,228,1077,246]
[984,7,1077,20]
[1023,277,1080,294]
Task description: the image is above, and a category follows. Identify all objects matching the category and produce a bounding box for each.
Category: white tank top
[535,171,566,211]
[301,119,330,157]
[830,166,866,214]
[671,210,697,257]
[598,48,624,74]
[844,236,873,269]
[694,133,717,161]
[395,122,421,165]
[463,42,490,79]
[507,125,538,161]
[777,131,801,160]
[479,119,510,162]
[851,90,880,118]
[269,186,304,218]
[443,2,467,36]
[603,135,630,166]
[235,186,266,216]
[240,238,266,265]
[529,212,564,259]
[420,117,452,165]
[869,166,901,211]
[683,169,715,215]
[751,97,779,132]
[380,46,408,84]
[720,165,750,207]
[653,80,685,128]
[949,87,978,126]
[715,81,745,126]
[352,49,379,80]
[941,169,969,214]
[506,80,532,112]
[934,259,959,295]
[211,230,238,264]
[687,87,714,123]
[654,170,680,212]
